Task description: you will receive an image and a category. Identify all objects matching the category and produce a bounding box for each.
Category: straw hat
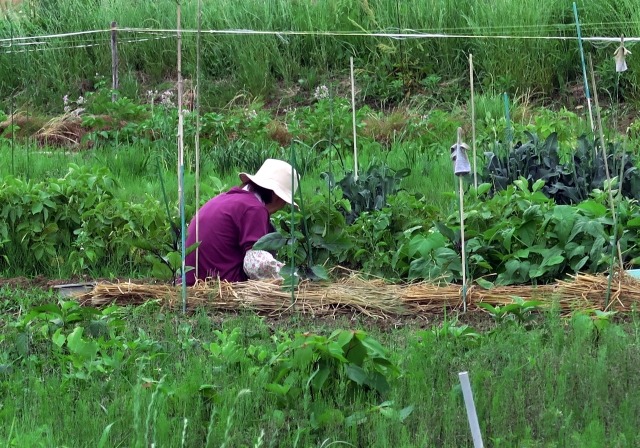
[239,159,299,205]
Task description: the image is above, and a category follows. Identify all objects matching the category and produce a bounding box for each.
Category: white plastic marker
[350,56,359,180]
[459,371,484,448]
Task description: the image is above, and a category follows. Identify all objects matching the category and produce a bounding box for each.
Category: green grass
[0,287,639,447]
[1,0,640,111]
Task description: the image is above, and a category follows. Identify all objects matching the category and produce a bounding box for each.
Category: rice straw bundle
[78,272,640,318]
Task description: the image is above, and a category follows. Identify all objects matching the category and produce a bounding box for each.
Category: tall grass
[1,0,639,110]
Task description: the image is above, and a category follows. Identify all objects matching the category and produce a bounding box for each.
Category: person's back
[184,186,271,284]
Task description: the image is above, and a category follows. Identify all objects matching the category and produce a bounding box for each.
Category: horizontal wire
[0,35,173,54]
[1,26,640,45]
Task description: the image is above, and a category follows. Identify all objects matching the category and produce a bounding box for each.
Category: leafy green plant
[9,300,162,381]
[324,162,411,224]
[483,131,640,204]
[267,329,400,404]
[416,318,482,349]
[477,297,545,325]
[254,194,353,281]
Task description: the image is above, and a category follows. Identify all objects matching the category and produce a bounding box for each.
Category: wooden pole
[350,56,358,180]
[110,21,118,102]
[469,54,478,189]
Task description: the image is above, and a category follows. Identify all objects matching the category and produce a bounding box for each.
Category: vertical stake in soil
[452,127,470,312]
[9,16,15,176]
[588,54,624,307]
[110,21,118,102]
[503,93,512,179]
[469,54,478,189]
[289,143,296,310]
[350,56,359,180]
[459,372,484,448]
[572,2,595,135]
[176,2,187,313]
[194,0,202,278]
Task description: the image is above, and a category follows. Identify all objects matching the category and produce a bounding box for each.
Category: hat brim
[239,172,298,207]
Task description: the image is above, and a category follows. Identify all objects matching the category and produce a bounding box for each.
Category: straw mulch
[77,271,640,318]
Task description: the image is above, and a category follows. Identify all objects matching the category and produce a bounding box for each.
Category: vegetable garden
[1,0,640,446]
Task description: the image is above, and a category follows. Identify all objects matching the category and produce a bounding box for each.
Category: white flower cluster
[244,109,258,120]
[146,90,159,104]
[313,84,329,100]
[63,94,85,113]
[160,90,174,108]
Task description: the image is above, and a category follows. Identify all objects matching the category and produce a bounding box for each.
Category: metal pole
[573,2,595,134]
[177,2,187,313]
[350,56,358,180]
[470,54,478,189]
[110,21,118,102]
[194,0,202,278]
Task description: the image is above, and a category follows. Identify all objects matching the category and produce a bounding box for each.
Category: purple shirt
[184,187,272,284]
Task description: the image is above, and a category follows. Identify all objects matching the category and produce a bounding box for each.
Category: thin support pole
[177,2,187,313]
[289,143,296,309]
[25,27,30,181]
[457,128,468,313]
[573,2,595,135]
[588,54,623,281]
[350,56,358,180]
[503,92,512,146]
[194,0,202,279]
[503,93,511,180]
[459,372,484,448]
[9,17,15,177]
[110,21,119,102]
[469,53,477,189]
[459,175,467,311]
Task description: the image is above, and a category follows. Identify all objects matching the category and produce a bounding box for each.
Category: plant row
[2,159,639,284]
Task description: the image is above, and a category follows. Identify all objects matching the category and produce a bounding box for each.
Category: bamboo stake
[457,127,468,312]
[194,0,202,278]
[469,54,478,189]
[588,54,624,272]
[350,56,359,180]
[176,1,187,313]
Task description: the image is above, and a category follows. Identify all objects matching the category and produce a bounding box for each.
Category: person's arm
[243,249,284,280]
[238,205,283,280]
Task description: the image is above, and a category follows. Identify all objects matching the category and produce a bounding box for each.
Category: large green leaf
[253,232,288,251]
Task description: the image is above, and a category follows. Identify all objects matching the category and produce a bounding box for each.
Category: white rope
[1,35,173,54]
[2,27,640,45]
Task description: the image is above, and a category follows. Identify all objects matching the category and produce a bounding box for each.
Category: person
[184,159,298,285]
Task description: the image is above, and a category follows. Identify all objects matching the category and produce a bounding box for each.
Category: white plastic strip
[459,371,484,448]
